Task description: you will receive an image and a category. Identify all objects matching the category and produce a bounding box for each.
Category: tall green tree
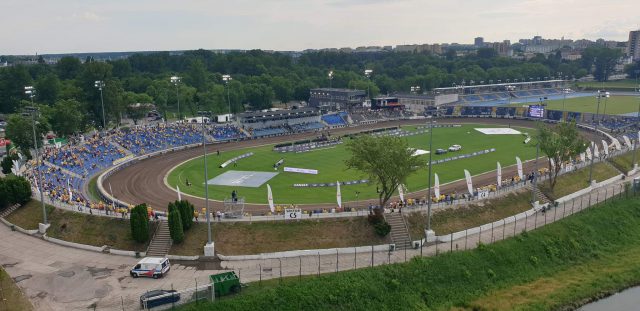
[48,99,84,137]
[175,200,194,231]
[537,121,588,189]
[168,202,184,243]
[0,175,32,210]
[130,204,150,243]
[5,113,49,155]
[345,135,424,210]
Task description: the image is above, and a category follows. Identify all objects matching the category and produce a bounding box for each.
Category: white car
[448,144,462,152]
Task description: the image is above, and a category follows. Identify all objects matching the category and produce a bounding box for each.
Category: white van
[130,257,171,279]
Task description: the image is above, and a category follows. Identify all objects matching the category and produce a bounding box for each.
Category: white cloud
[2,0,638,54]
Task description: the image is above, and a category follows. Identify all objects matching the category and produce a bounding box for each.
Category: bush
[374,221,391,237]
[0,175,32,210]
[168,203,184,243]
[176,200,194,231]
[1,154,18,174]
[130,204,149,243]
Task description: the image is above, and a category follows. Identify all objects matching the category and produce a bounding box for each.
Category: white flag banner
[434,173,440,198]
[602,140,609,156]
[68,186,73,203]
[586,147,592,160]
[267,184,275,213]
[516,157,523,180]
[550,158,555,169]
[580,153,586,163]
[623,136,632,149]
[612,138,622,151]
[594,142,600,158]
[177,186,181,201]
[336,181,342,209]
[464,169,473,195]
[497,162,502,188]
[398,184,405,203]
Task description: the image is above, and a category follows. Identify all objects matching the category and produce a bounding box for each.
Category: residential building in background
[628,30,640,61]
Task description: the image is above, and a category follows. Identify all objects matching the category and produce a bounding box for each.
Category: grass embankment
[87,175,101,202]
[168,124,537,204]
[540,162,619,200]
[576,79,639,91]
[170,217,389,256]
[0,268,33,311]
[405,190,532,238]
[506,95,639,115]
[6,200,153,251]
[609,149,640,173]
[179,192,640,311]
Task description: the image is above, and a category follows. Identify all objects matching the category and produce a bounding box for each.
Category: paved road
[2,170,631,310]
[106,117,592,213]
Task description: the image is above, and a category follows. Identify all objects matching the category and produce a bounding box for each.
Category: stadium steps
[109,141,133,156]
[43,161,82,179]
[385,212,412,250]
[0,203,21,218]
[238,128,251,138]
[532,184,551,205]
[146,220,172,257]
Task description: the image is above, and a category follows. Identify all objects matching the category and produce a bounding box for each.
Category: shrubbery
[0,175,32,211]
[167,200,194,243]
[168,202,184,243]
[130,204,149,243]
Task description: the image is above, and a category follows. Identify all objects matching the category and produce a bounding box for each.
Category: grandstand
[434,80,570,106]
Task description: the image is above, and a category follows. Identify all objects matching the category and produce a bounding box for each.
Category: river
[579,286,640,311]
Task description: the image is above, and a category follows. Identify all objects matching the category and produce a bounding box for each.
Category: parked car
[130,257,171,279]
[448,144,462,152]
[140,290,180,309]
[435,148,447,155]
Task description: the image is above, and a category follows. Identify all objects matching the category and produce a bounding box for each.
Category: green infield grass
[506,95,640,115]
[167,124,538,204]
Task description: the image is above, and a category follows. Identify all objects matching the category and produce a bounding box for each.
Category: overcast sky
[3,0,639,55]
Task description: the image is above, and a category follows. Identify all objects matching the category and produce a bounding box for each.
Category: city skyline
[2,0,639,55]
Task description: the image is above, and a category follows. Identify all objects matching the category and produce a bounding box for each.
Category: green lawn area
[178,193,640,311]
[609,149,640,173]
[506,95,640,115]
[405,190,532,238]
[539,162,620,200]
[6,200,152,251]
[0,267,33,311]
[168,124,537,204]
[576,79,639,90]
[170,217,389,256]
[87,175,101,202]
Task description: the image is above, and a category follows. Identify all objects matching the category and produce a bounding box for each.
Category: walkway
[0,171,634,310]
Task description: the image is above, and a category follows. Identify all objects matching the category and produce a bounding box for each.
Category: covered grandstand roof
[237,107,319,119]
[434,80,565,91]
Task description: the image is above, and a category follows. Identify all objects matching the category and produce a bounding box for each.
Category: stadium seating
[322,114,347,126]
[251,126,289,137]
[291,122,325,132]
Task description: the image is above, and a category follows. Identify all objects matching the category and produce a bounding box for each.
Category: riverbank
[179,190,640,310]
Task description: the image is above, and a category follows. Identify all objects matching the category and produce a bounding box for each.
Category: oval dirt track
[104,118,596,213]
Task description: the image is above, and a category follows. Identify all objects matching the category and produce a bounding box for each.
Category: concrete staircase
[532,184,551,205]
[385,213,412,250]
[146,221,172,257]
[0,204,21,218]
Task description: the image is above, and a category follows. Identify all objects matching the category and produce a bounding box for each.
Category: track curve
[104,118,596,213]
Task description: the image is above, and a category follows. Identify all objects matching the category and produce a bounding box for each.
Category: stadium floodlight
[222,75,233,119]
[364,69,373,100]
[197,110,213,248]
[21,95,48,225]
[94,80,106,129]
[328,71,333,88]
[588,90,608,183]
[171,76,182,121]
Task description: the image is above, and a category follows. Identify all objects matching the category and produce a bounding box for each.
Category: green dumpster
[209,271,241,297]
